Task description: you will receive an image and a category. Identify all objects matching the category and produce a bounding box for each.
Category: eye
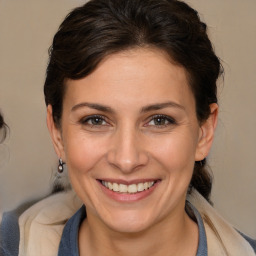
[146,115,176,127]
[80,115,108,126]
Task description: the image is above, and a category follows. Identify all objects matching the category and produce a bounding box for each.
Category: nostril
[106,149,149,173]
[106,131,149,173]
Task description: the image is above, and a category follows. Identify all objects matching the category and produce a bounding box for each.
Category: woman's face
[48,48,217,233]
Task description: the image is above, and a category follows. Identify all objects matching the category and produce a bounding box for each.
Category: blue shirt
[1,202,255,256]
[58,203,208,256]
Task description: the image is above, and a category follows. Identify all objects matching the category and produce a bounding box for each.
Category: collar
[58,202,208,256]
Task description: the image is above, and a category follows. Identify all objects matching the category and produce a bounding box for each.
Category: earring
[58,158,64,173]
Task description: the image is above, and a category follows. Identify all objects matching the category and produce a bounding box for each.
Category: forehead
[64,48,195,112]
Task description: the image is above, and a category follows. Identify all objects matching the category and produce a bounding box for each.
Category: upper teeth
[102,181,155,193]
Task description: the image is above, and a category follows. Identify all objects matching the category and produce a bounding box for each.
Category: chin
[99,209,154,234]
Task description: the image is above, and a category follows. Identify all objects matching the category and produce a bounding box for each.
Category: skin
[47,48,218,256]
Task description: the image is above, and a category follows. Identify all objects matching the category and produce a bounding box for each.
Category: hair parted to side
[44,0,223,201]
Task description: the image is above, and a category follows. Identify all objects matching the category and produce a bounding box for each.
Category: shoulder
[1,210,20,256]
[0,199,37,256]
[239,232,256,253]
[1,190,82,256]
[188,190,256,255]
[19,189,82,256]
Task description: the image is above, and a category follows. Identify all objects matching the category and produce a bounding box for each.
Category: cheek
[150,131,198,172]
[63,130,107,174]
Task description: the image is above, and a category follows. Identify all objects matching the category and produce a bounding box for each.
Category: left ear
[195,103,218,161]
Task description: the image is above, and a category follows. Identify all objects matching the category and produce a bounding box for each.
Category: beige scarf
[18,190,255,256]
[188,191,255,256]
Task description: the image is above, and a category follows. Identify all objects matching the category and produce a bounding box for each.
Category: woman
[1,0,255,255]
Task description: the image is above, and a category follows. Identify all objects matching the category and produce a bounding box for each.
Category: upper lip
[98,178,160,185]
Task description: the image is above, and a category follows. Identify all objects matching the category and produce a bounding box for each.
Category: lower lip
[98,180,160,202]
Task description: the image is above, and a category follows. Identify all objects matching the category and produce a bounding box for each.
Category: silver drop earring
[58,158,64,173]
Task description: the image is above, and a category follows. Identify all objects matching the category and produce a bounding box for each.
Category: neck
[79,208,198,256]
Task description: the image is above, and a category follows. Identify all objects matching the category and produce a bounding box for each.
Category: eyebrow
[71,101,185,113]
[141,101,185,112]
[71,102,115,113]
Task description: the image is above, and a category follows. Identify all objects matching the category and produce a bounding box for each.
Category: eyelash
[79,114,176,128]
[79,115,108,126]
[146,114,176,128]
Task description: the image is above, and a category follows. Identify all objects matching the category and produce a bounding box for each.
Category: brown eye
[147,115,176,127]
[80,115,107,126]
[153,117,168,125]
[89,117,105,125]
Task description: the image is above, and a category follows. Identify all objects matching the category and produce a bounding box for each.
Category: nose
[106,126,149,173]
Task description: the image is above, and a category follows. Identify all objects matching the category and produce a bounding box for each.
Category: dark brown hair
[44,0,223,201]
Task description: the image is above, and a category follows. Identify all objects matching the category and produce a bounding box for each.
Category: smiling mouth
[100,180,158,194]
